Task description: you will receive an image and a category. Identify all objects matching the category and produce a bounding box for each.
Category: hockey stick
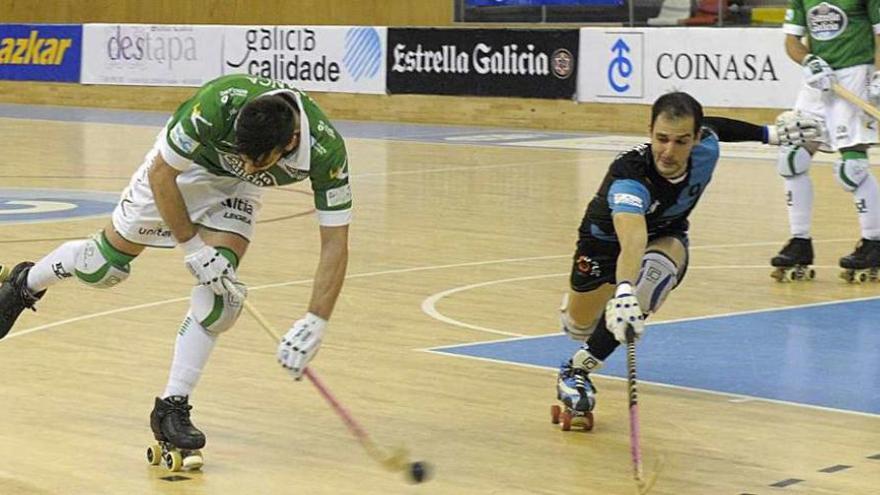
[832,83,880,121]
[237,297,426,481]
[626,326,660,495]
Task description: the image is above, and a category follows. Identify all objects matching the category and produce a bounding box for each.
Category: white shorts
[111,133,264,248]
[794,64,878,151]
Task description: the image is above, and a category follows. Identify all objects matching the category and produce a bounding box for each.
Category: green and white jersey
[783,0,880,69]
[159,74,351,226]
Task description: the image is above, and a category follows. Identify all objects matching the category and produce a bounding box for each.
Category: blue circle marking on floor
[0,188,119,224]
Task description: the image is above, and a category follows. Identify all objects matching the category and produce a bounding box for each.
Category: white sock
[163,315,218,398]
[26,240,88,293]
[784,174,814,238]
[854,173,880,240]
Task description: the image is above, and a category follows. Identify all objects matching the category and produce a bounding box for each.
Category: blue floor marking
[432,299,880,415]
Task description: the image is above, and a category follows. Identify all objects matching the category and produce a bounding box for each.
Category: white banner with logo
[221,26,387,94]
[577,27,804,108]
[81,24,223,86]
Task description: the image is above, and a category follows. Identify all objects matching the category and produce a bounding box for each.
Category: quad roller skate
[839,239,880,283]
[550,360,596,431]
[770,238,815,282]
[147,396,205,472]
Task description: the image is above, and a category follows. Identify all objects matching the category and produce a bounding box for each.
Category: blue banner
[0,24,82,82]
[467,0,622,6]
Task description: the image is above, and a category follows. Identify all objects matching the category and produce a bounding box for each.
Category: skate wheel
[783,270,795,282]
[857,272,868,283]
[560,411,572,431]
[146,444,162,466]
[163,450,183,472]
[807,268,816,280]
[550,405,561,425]
[582,412,594,431]
[182,451,204,471]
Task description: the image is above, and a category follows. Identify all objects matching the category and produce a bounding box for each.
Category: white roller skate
[551,358,597,431]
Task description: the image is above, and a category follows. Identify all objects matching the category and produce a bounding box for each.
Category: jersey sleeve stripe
[782,24,805,36]
[317,208,352,227]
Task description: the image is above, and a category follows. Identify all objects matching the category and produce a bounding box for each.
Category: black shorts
[569,230,690,293]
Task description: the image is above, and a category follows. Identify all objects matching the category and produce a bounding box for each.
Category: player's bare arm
[611,212,647,286]
[147,153,197,243]
[307,224,350,320]
[784,34,809,64]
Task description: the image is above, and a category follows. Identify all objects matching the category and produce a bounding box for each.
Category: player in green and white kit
[0,75,351,469]
[772,0,880,282]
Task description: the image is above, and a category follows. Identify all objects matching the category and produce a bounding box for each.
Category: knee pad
[777,146,812,177]
[190,281,247,335]
[834,157,870,192]
[75,234,132,289]
[559,293,600,341]
[635,251,678,315]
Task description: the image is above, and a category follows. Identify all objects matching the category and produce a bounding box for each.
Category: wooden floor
[1,114,879,495]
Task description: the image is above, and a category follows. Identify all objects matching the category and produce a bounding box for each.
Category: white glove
[869,71,880,106]
[766,111,825,146]
[277,313,327,379]
[604,282,645,344]
[802,54,836,92]
[181,236,236,296]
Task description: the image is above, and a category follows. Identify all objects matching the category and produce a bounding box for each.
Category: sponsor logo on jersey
[169,121,199,154]
[326,184,352,207]
[613,193,644,209]
[807,3,848,41]
[330,159,349,180]
[576,255,602,278]
[0,29,73,65]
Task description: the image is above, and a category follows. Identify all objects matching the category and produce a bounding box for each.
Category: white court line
[416,350,880,419]
[419,264,869,341]
[6,237,863,339]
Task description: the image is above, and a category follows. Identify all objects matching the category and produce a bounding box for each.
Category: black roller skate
[770,238,815,282]
[839,239,880,283]
[147,396,205,471]
[0,262,46,339]
[550,358,597,431]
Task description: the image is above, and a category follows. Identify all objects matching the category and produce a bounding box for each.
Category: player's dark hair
[651,92,703,135]
[235,95,297,161]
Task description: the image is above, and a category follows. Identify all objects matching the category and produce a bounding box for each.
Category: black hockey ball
[408,461,431,484]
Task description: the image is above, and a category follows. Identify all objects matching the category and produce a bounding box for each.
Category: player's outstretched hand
[767,111,825,146]
[869,71,880,107]
[604,282,645,344]
[278,313,327,379]
[182,236,236,296]
[802,54,836,92]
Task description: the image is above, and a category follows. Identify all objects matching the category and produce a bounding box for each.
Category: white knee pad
[777,146,812,178]
[834,158,870,192]
[75,236,131,289]
[559,293,600,341]
[635,251,678,315]
[190,281,247,335]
